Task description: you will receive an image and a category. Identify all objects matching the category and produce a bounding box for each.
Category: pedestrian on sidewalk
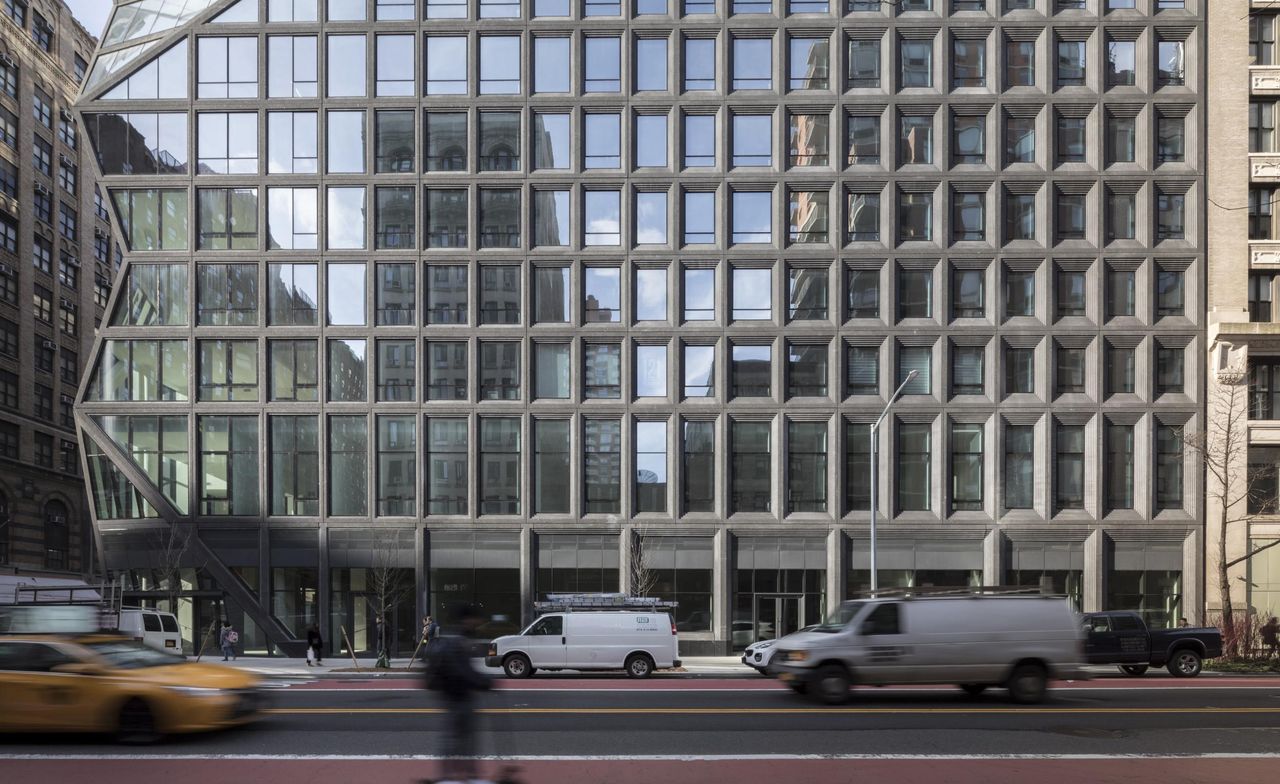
[422,603,491,784]
[421,614,440,662]
[306,623,325,666]
[219,621,238,661]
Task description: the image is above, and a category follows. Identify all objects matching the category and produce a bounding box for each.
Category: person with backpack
[423,604,491,784]
[420,615,439,662]
[219,621,238,661]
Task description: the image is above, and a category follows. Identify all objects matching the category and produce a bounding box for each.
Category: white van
[770,595,1085,704]
[486,611,680,678]
[114,608,184,655]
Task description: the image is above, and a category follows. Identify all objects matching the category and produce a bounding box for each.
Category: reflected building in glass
[76,0,1206,656]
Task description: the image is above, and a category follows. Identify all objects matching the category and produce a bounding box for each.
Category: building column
[317,525,329,644]
[520,526,535,627]
[1084,529,1105,613]
[1183,529,1202,626]
[415,525,426,627]
[713,528,731,654]
[983,529,1004,587]
[618,525,634,595]
[826,528,844,611]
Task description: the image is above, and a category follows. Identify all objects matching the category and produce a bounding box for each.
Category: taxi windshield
[85,642,183,670]
[813,602,865,633]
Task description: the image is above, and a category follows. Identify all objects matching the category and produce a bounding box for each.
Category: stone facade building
[0,0,109,581]
[76,0,1204,656]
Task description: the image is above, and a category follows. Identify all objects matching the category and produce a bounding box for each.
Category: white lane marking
[279,685,1280,693]
[6,753,1280,761]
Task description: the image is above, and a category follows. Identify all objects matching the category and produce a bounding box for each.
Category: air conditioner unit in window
[0,263,11,276]
[34,183,49,196]
[41,340,55,349]
[0,54,15,68]
[60,394,74,405]
[59,439,74,449]
[58,154,72,166]
[47,515,66,525]
[59,298,72,308]
[59,109,72,122]
[93,227,106,239]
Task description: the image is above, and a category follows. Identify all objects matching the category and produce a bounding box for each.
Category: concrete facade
[0,0,109,582]
[76,0,1205,656]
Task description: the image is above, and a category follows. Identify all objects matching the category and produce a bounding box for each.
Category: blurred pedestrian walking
[306,623,325,666]
[423,603,491,784]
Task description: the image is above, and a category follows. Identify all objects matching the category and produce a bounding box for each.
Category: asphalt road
[4,674,1280,783]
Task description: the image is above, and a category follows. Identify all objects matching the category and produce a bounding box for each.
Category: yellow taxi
[0,634,266,742]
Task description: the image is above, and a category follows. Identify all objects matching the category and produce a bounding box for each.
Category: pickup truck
[1081,611,1222,677]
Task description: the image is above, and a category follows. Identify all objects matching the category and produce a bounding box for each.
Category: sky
[63,0,111,40]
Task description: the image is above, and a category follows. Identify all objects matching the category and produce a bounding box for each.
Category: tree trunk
[1220,496,1237,657]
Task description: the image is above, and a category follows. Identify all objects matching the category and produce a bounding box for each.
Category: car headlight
[166,686,226,697]
[784,650,809,663]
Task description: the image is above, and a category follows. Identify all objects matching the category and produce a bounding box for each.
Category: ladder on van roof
[12,577,125,629]
[535,593,679,613]
[851,585,1067,600]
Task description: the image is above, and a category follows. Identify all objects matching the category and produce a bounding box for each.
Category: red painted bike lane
[2,757,1273,784]
[287,675,1280,690]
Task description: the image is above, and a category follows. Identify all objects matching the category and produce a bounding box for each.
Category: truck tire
[1119,665,1149,676]
[1167,649,1202,678]
[625,653,654,679]
[502,653,533,679]
[1006,663,1048,704]
[811,664,851,705]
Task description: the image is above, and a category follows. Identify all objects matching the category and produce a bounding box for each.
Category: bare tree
[629,526,659,599]
[367,529,414,668]
[146,524,197,614]
[1188,359,1280,657]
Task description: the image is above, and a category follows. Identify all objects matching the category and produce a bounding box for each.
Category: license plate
[165,640,176,647]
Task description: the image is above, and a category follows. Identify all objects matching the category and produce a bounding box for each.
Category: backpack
[227,630,239,644]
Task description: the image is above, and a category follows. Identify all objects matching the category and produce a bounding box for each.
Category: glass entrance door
[754,594,803,645]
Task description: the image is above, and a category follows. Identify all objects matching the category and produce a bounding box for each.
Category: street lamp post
[868,369,918,594]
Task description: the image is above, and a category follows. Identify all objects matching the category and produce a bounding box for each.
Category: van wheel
[1006,663,1048,704]
[1167,649,1202,678]
[502,654,532,679]
[960,684,987,697]
[1119,665,1149,677]
[625,654,654,679]
[117,699,160,745]
[811,665,851,705]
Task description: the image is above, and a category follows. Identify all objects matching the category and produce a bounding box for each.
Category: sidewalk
[212,654,751,679]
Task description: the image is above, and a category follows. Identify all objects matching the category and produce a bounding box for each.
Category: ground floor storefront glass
[846,539,983,598]
[1108,542,1183,629]
[536,533,619,599]
[733,537,826,651]
[428,530,521,638]
[642,536,713,632]
[1008,540,1084,611]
